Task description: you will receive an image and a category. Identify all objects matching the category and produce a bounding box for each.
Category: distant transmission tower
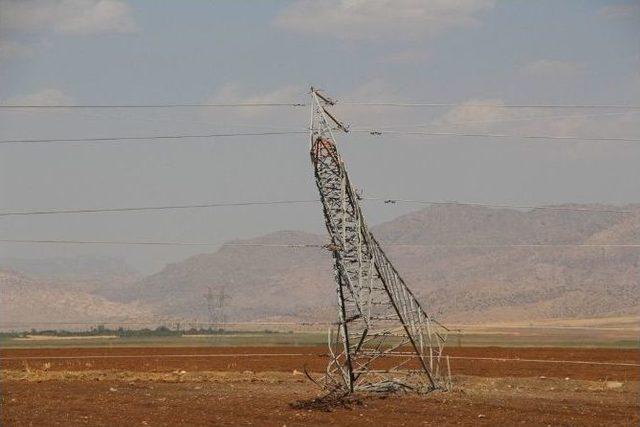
[205,286,231,325]
[309,87,450,393]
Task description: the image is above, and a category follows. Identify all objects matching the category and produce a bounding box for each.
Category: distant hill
[114,204,640,324]
[2,204,638,326]
[117,231,335,322]
[0,268,151,327]
[373,204,640,322]
[0,255,139,294]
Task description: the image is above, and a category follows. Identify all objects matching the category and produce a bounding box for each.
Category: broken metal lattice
[309,88,451,393]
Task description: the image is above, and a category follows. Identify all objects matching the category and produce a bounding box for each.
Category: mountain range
[2,203,639,327]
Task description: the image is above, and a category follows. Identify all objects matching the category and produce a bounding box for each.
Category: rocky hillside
[0,255,140,295]
[0,268,152,327]
[374,204,640,322]
[119,231,335,322]
[116,204,640,323]
[2,204,638,326]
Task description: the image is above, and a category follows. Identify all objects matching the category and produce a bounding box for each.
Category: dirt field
[2,346,638,381]
[2,346,639,426]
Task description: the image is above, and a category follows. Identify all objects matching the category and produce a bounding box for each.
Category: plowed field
[2,346,638,426]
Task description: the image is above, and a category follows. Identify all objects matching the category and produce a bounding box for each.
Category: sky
[0,0,639,273]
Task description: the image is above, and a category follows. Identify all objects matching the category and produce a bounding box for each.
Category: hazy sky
[1,0,639,273]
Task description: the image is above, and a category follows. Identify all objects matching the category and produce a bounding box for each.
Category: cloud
[429,98,626,136]
[383,49,431,64]
[274,0,495,41]
[432,99,506,131]
[598,4,640,20]
[206,83,305,106]
[341,78,401,102]
[0,40,35,62]
[5,88,75,106]
[200,83,307,125]
[425,97,640,159]
[521,59,583,79]
[0,0,137,35]
[332,79,411,127]
[202,80,406,131]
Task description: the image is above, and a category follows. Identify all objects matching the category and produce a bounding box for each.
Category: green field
[1,328,637,349]
[0,332,326,349]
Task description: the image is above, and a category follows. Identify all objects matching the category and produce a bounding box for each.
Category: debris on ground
[290,392,364,412]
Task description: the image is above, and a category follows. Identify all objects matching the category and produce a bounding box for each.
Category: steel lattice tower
[309,88,451,393]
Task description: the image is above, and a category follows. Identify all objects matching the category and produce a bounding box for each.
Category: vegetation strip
[0,353,319,360]
[2,353,638,367]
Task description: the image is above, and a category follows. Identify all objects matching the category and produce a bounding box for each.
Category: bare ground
[2,346,638,381]
[1,346,639,426]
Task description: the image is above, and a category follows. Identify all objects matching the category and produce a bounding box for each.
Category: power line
[0,130,306,145]
[0,199,320,217]
[0,239,322,247]
[392,354,640,367]
[351,129,640,143]
[0,102,307,109]
[0,198,635,218]
[0,320,331,327]
[2,102,640,110]
[0,239,218,246]
[1,239,638,248]
[1,121,636,146]
[386,243,640,248]
[228,242,640,249]
[363,198,638,215]
[4,129,633,146]
[340,102,640,110]
[367,111,636,130]
[3,129,637,145]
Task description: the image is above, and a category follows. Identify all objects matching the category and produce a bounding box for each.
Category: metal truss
[309,87,451,394]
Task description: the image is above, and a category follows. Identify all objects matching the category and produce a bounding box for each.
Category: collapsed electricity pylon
[309,88,450,394]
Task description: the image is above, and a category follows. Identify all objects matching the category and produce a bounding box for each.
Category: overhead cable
[2,102,640,110]
[3,130,635,146]
[351,129,640,143]
[0,199,320,217]
[362,198,636,215]
[0,102,307,109]
[1,239,638,248]
[339,102,640,109]
[365,111,635,130]
[0,198,635,218]
[0,130,306,145]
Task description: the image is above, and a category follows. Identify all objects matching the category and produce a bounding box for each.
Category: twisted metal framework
[309,88,450,393]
